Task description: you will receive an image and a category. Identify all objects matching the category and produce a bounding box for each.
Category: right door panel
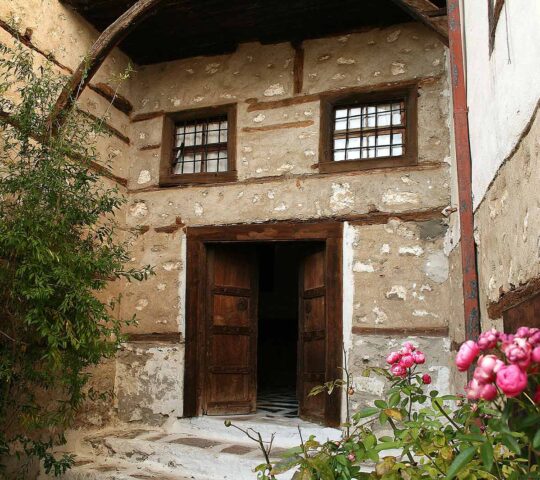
[298,246,327,423]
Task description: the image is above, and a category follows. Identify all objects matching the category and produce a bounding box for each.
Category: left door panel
[204,244,258,415]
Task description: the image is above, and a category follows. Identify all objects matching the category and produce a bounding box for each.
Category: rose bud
[477,328,499,350]
[473,354,504,383]
[529,330,540,346]
[456,340,480,372]
[402,341,416,353]
[532,346,540,363]
[503,338,532,370]
[400,354,415,369]
[516,327,530,338]
[347,453,356,462]
[413,351,426,364]
[390,363,407,378]
[422,373,431,385]
[466,379,497,401]
[496,364,528,397]
[386,351,401,364]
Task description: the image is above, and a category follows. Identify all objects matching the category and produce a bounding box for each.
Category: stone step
[39,418,342,480]
[38,455,207,480]
[93,432,282,480]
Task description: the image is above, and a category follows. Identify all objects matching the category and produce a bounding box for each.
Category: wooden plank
[352,326,449,336]
[388,0,448,45]
[242,120,314,133]
[488,276,540,319]
[126,332,182,343]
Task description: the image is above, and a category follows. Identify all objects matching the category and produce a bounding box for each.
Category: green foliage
[258,365,540,479]
[0,39,151,477]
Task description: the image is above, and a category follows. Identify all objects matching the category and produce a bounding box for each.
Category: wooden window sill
[159,170,238,187]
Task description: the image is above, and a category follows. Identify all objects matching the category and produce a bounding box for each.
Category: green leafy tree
[0,39,151,477]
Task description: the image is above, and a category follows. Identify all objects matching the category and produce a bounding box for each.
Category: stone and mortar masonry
[1,0,464,431]
[474,103,540,330]
[119,23,461,425]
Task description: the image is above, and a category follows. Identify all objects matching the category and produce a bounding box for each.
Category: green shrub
[0,39,151,477]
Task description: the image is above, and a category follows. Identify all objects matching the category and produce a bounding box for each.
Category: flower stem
[433,399,463,433]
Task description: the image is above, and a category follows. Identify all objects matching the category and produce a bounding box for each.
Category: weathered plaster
[351,219,452,330]
[474,105,540,326]
[115,342,184,425]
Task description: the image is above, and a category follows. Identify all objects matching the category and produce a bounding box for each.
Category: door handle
[237,298,248,311]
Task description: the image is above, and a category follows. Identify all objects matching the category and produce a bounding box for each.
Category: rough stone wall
[118,23,461,425]
[474,105,540,329]
[1,2,463,428]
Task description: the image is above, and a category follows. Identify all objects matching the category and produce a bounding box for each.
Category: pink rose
[456,340,480,372]
[347,453,356,462]
[516,327,531,338]
[477,328,499,350]
[496,364,528,397]
[386,351,401,364]
[400,354,415,369]
[503,338,532,369]
[390,363,407,378]
[529,330,540,346]
[413,351,426,364]
[402,341,416,352]
[466,379,497,401]
[532,346,540,363]
[473,354,504,383]
[422,373,431,385]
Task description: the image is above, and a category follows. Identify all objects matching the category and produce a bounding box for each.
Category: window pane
[332,100,406,162]
[348,137,360,149]
[334,150,346,161]
[334,138,346,150]
[349,117,361,130]
[335,119,347,131]
[172,115,228,175]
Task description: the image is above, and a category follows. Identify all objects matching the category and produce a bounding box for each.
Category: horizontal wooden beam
[488,275,540,319]
[352,326,449,337]
[124,332,182,343]
[0,18,133,116]
[130,160,446,194]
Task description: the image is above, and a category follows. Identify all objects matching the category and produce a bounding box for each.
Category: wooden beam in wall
[389,0,449,45]
[47,0,165,133]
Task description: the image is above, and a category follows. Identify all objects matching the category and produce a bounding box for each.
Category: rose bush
[252,327,540,479]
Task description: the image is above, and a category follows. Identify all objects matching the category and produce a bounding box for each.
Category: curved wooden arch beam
[47,0,164,133]
[389,0,449,46]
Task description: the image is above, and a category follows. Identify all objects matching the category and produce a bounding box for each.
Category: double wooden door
[203,243,333,424]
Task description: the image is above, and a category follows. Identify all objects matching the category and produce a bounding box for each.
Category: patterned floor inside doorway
[257,389,298,418]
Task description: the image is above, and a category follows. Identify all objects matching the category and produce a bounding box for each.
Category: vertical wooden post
[447,0,481,341]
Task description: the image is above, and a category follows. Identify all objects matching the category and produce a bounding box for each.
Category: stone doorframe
[183,221,344,427]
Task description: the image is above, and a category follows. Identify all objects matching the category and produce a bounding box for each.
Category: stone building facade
[1,0,474,438]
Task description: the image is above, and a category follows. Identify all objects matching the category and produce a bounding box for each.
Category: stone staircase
[39,416,341,480]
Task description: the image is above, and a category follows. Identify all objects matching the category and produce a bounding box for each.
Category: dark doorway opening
[185,222,343,427]
[256,243,308,418]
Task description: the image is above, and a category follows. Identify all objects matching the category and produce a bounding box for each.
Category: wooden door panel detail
[212,294,251,326]
[205,245,257,415]
[298,246,328,424]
